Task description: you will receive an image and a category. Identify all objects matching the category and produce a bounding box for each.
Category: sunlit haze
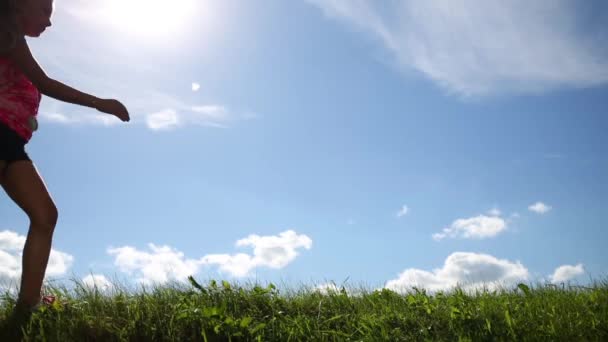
[96,0,200,38]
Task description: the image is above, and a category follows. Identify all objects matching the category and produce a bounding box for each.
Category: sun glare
[101,0,199,39]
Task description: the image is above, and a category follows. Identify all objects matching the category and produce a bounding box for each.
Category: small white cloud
[528,202,552,214]
[188,105,232,127]
[315,282,358,296]
[0,230,74,290]
[201,230,313,277]
[385,252,529,294]
[550,264,584,283]
[315,282,341,294]
[82,274,114,293]
[433,215,507,241]
[146,109,180,130]
[144,105,243,130]
[396,205,409,218]
[192,82,201,92]
[488,208,501,216]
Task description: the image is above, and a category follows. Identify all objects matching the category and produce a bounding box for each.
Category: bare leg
[0,160,5,178]
[1,160,58,308]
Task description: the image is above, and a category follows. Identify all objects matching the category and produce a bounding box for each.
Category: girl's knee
[29,206,58,233]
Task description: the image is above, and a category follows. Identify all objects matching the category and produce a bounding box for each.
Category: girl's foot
[15,294,58,314]
[4,296,59,339]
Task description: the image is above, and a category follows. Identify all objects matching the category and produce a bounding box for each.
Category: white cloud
[201,230,313,277]
[192,82,201,92]
[198,253,255,278]
[306,0,608,97]
[385,252,529,293]
[529,202,552,214]
[0,230,74,290]
[146,109,181,130]
[433,215,507,241]
[550,263,584,283]
[107,230,312,285]
[82,274,114,293]
[107,244,200,287]
[396,205,409,218]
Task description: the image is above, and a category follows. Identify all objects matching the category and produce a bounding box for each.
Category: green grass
[1,276,607,341]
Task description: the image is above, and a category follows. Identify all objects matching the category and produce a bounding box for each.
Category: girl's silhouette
[1,0,130,314]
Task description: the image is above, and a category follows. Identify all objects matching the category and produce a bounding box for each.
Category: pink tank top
[0,56,41,142]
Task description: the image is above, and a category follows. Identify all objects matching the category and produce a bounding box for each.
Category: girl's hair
[0,0,19,53]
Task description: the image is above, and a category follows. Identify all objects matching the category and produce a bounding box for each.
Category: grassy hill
[1,276,607,341]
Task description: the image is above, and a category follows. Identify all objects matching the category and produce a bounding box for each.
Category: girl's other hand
[95,99,130,122]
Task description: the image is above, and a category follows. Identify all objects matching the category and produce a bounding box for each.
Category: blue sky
[1,0,607,294]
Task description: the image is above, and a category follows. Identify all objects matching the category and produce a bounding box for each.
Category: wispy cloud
[550,263,585,283]
[41,91,251,131]
[306,0,608,97]
[0,230,74,290]
[192,82,201,92]
[396,205,409,218]
[528,202,552,214]
[433,215,507,241]
[487,208,502,217]
[106,230,312,285]
[146,109,180,130]
[136,92,253,130]
[385,252,529,293]
[39,110,122,126]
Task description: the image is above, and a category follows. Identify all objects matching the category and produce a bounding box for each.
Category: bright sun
[101,0,199,38]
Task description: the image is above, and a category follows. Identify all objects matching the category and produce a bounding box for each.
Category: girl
[1,0,130,314]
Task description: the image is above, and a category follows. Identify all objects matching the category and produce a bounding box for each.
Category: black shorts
[0,121,31,165]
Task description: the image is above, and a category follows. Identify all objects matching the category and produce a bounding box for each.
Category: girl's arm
[8,38,130,121]
[9,38,100,108]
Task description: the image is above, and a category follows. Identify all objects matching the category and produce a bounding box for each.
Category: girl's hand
[95,99,130,122]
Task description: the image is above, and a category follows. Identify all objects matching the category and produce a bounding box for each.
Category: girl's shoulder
[0,36,25,60]
[1,33,24,52]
